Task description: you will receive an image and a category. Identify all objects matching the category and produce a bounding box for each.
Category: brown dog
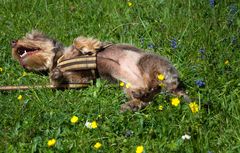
[11,31,190,112]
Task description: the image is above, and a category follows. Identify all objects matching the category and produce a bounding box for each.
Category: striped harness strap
[56,43,113,83]
[57,55,96,71]
[57,55,97,79]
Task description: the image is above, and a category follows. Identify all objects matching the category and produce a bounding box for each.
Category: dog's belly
[97,47,147,89]
[117,50,147,88]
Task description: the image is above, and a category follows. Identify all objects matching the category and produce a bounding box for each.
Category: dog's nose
[11,40,18,48]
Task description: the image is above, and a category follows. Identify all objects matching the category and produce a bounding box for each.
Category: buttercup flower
[127,1,133,7]
[159,105,163,111]
[70,115,79,124]
[22,72,27,76]
[157,74,165,81]
[0,67,3,73]
[94,142,102,149]
[171,97,180,106]
[91,121,98,129]
[126,83,131,88]
[136,145,144,153]
[85,121,98,129]
[48,138,56,147]
[159,83,165,87]
[182,134,191,140]
[120,81,125,87]
[224,60,229,65]
[17,95,23,100]
[189,102,199,113]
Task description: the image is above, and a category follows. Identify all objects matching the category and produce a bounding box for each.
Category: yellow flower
[224,60,229,65]
[91,121,98,129]
[17,95,23,100]
[189,102,199,113]
[94,142,102,149]
[171,97,180,107]
[136,145,144,153]
[47,138,56,147]
[157,74,165,81]
[0,67,3,73]
[126,83,131,88]
[70,115,79,124]
[159,83,165,87]
[119,81,125,87]
[22,72,27,76]
[159,105,163,111]
[127,1,133,7]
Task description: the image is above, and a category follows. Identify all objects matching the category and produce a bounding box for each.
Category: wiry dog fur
[12,31,190,112]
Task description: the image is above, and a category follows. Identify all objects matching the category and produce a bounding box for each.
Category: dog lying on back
[11,31,190,112]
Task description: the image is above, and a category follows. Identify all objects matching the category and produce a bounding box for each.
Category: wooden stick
[0,83,89,91]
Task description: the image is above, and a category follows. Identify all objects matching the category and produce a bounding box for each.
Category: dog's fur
[11,31,190,112]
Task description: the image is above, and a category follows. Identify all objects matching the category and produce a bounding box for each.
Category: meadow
[0,0,240,152]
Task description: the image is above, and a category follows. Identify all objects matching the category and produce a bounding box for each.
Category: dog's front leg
[50,67,64,86]
[120,99,151,112]
[120,88,152,112]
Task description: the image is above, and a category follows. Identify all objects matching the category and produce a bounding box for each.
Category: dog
[11,31,190,112]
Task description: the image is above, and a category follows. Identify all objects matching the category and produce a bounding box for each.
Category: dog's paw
[50,67,63,80]
[120,99,149,112]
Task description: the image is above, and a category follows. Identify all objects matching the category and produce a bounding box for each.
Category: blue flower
[199,48,205,54]
[198,48,205,59]
[227,18,234,27]
[229,4,237,15]
[170,38,177,49]
[140,37,144,46]
[125,130,134,137]
[195,80,205,87]
[209,0,214,8]
[231,36,237,45]
[148,43,155,49]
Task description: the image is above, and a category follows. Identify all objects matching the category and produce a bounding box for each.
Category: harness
[56,43,113,84]
[57,54,97,80]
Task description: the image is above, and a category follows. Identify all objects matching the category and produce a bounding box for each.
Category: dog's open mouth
[17,47,40,58]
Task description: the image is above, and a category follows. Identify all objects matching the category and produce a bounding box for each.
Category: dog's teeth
[20,50,27,58]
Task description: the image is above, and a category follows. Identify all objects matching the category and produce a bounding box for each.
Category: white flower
[182,134,191,140]
[85,121,92,129]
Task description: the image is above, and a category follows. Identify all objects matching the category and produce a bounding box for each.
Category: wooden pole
[0,83,89,91]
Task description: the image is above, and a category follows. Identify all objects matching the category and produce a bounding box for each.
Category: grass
[0,0,240,152]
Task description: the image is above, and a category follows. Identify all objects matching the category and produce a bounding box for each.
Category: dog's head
[11,31,62,71]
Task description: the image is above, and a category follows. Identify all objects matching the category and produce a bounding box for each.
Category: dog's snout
[11,40,18,48]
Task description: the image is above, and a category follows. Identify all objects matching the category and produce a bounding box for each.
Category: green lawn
[0,0,240,152]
